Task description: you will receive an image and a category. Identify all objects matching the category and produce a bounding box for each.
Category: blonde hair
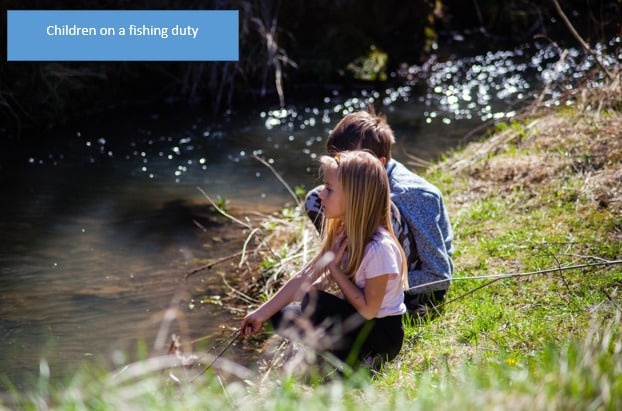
[319,150,406,286]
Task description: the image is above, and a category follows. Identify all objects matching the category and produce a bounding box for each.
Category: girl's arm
[327,237,389,319]
[240,256,322,336]
[329,265,388,319]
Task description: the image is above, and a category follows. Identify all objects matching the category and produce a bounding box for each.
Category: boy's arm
[396,190,453,293]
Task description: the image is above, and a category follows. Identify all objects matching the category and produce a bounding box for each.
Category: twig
[196,186,253,230]
[549,250,573,302]
[398,141,433,169]
[184,248,264,280]
[449,120,539,173]
[420,259,622,310]
[602,289,622,314]
[458,118,496,144]
[551,0,613,81]
[431,278,504,313]
[531,43,568,113]
[219,272,260,305]
[562,253,612,263]
[151,285,193,353]
[215,374,234,409]
[110,356,188,383]
[240,227,261,268]
[257,339,289,387]
[253,153,300,204]
[190,331,241,382]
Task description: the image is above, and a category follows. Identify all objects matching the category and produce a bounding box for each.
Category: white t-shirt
[352,227,406,318]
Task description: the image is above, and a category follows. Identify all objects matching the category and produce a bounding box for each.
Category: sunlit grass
[4,311,619,410]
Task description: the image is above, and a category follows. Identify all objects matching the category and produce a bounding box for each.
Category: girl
[240,150,407,366]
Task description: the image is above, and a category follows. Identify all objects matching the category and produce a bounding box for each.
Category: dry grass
[442,68,622,216]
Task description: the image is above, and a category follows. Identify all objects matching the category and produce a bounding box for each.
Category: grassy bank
[2,76,621,410]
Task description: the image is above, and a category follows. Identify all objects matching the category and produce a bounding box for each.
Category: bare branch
[551,0,613,80]
[253,153,301,204]
[196,186,253,230]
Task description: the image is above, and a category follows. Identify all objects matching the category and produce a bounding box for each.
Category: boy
[305,110,454,316]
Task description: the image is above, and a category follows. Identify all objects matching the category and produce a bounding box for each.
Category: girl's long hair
[319,151,407,286]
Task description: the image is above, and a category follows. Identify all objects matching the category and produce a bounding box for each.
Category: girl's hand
[240,311,264,336]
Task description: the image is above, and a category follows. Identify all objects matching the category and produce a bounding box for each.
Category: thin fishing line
[421,259,622,313]
[405,259,622,294]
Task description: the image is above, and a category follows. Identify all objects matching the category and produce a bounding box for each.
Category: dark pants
[271,290,404,366]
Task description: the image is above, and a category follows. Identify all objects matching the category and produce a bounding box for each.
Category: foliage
[346,46,388,82]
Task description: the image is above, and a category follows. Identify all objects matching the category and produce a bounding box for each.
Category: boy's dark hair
[326,110,395,162]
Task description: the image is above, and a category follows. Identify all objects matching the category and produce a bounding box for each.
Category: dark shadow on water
[107,199,224,254]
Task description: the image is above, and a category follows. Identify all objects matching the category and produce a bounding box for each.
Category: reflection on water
[1,38,618,390]
[0,166,255,389]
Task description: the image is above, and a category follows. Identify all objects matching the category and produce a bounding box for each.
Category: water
[1,37,619,390]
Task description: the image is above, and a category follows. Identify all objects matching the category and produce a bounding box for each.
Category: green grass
[2,97,622,410]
